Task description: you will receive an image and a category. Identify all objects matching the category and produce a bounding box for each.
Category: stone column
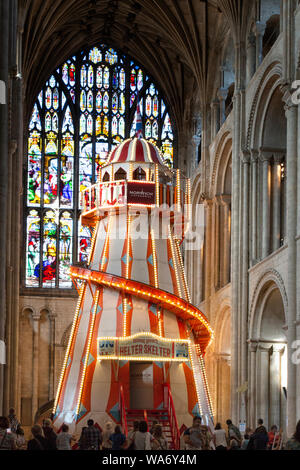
[231,89,241,424]
[258,346,270,427]
[249,342,258,429]
[260,151,272,259]
[246,32,256,84]
[191,135,201,174]
[0,0,9,415]
[272,154,283,252]
[210,100,220,140]
[48,313,56,400]
[213,197,221,290]
[31,312,41,423]
[255,21,266,69]
[204,199,213,310]
[284,96,297,436]
[220,195,231,286]
[241,152,250,393]
[250,150,259,264]
[269,346,282,428]
[217,88,228,128]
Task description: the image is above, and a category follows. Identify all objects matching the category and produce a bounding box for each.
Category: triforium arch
[248,270,287,432]
[247,62,286,262]
[211,131,232,291]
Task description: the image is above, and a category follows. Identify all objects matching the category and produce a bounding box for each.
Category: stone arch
[211,302,231,426]
[214,302,231,355]
[249,269,287,338]
[20,305,36,317]
[211,131,232,195]
[60,322,72,348]
[248,270,287,430]
[246,61,283,150]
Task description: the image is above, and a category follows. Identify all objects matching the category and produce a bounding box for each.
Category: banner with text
[98,334,189,361]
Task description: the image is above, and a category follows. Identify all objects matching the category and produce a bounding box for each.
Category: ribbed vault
[19,0,236,133]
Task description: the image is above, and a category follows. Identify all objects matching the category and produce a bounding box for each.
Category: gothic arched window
[25,44,175,289]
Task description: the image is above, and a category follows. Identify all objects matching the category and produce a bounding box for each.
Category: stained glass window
[25,44,175,288]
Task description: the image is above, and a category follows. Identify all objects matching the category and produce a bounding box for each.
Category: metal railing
[164,383,180,450]
[119,384,128,437]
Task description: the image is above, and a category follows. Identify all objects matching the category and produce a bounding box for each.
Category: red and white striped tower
[53,137,214,447]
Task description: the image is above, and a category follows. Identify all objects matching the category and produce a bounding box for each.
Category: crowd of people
[0,408,300,451]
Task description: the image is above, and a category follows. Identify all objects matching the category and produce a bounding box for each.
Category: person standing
[151,424,168,450]
[109,425,126,450]
[7,408,20,435]
[241,428,252,450]
[42,418,57,450]
[77,426,87,450]
[226,419,242,448]
[183,416,212,450]
[134,421,152,450]
[27,424,50,450]
[213,423,227,450]
[127,421,139,450]
[56,424,75,450]
[268,425,281,450]
[15,425,26,450]
[0,416,16,450]
[82,419,102,450]
[102,421,114,450]
[285,420,300,450]
[247,419,269,450]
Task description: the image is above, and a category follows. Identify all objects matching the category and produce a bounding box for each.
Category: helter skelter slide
[52,136,214,449]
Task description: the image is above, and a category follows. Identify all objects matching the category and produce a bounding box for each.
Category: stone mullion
[260,151,272,259]
[31,312,41,422]
[272,154,282,252]
[223,197,231,286]
[250,150,258,264]
[48,313,56,400]
[213,197,220,290]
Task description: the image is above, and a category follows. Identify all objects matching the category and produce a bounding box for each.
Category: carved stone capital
[217,87,228,102]
[250,149,259,162]
[259,149,273,163]
[220,194,231,206]
[254,21,266,37]
[192,134,201,147]
[31,312,41,322]
[248,340,258,353]
[241,149,251,164]
[273,154,284,164]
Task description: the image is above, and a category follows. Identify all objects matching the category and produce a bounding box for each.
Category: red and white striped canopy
[107,138,164,165]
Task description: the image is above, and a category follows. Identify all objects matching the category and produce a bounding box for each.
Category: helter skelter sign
[98,333,190,361]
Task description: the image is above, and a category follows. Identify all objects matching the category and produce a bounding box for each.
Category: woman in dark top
[27,424,50,450]
[109,425,126,450]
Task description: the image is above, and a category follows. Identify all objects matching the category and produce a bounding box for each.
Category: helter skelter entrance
[52,135,214,449]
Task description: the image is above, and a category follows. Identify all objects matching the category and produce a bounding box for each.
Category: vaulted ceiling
[19,0,254,131]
